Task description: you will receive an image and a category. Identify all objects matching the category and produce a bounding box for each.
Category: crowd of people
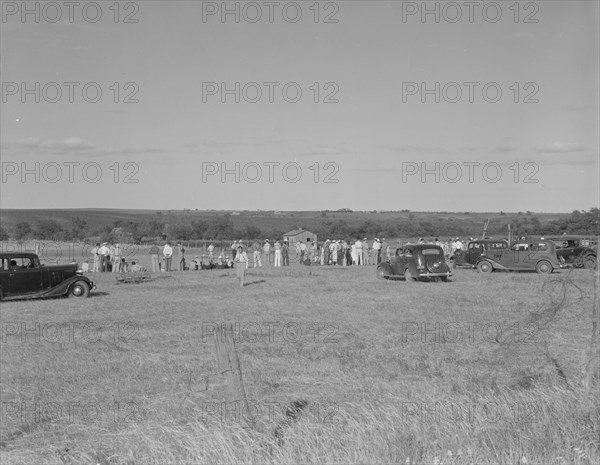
[83,237,474,275]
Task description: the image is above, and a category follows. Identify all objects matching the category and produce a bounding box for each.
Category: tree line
[1,208,597,243]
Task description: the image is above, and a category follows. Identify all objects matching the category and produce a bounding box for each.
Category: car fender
[377,263,393,277]
[476,257,507,271]
[40,276,93,298]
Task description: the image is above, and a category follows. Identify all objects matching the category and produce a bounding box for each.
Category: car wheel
[584,255,597,270]
[404,268,414,282]
[376,266,386,280]
[69,281,90,298]
[536,260,552,274]
[477,261,492,273]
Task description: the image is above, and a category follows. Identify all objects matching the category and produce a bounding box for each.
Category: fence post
[213,323,255,429]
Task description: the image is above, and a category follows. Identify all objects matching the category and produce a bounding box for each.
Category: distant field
[0,261,598,464]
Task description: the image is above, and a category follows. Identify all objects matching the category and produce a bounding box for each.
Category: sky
[1,0,598,212]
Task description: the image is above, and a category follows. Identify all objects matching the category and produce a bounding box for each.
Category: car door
[9,257,42,295]
[499,243,528,270]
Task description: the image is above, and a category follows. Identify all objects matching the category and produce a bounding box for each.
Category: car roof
[0,252,38,258]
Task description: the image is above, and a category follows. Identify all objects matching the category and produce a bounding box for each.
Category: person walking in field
[112,243,122,273]
[163,242,173,272]
[234,245,249,287]
[149,243,160,272]
[282,240,290,266]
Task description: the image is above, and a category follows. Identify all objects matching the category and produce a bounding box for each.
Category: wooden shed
[283,229,317,247]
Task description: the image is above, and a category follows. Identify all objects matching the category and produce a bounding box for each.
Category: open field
[1,260,598,464]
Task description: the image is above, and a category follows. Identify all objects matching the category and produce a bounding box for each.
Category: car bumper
[417,271,452,278]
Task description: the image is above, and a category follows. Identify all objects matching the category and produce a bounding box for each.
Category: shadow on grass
[90,291,110,297]
[243,279,267,287]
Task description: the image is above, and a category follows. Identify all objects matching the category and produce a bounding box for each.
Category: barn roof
[284,229,314,236]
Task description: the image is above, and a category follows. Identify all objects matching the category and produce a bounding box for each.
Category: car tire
[69,281,90,298]
[404,268,414,283]
[536,260,553,274]
[584,255,597,270]
[477,261,492,273]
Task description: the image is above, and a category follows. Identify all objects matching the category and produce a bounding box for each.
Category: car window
[422,249,442,255]
[511,243,529,251]
[530,243,548,251]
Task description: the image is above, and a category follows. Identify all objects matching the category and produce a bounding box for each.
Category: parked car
[0,252,95,301]
[452,239,510,269]
[475,240,566,274]
[376,244,452,282]
[546,235,597,269]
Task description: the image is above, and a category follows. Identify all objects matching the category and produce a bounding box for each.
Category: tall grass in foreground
[1,266,598,464]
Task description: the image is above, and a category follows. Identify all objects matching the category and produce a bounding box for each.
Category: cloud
[40,137,94,151]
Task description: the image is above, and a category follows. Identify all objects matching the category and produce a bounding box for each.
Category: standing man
[355,238,363,265]
[163,242,173,272]
[282,240,290,266]
[177,242,186,270]
[373,238,382,265]
[252,240,262,267]
[274,240,282,267]
[231,240,238,261]
[234,245,249,287]
[91,242,100,272]
[112,243,122,273]
[299,241,308,264]
[98,242,110,272]
[149,242,160,272]
[362,238,369,265]
[262,240,271,266]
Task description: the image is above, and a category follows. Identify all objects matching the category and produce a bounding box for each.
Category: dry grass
[0,260,598,464]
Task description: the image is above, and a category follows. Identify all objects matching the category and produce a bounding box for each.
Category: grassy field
[0,260,598,464]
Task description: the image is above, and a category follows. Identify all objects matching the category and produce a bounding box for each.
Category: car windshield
[422,249,442,255]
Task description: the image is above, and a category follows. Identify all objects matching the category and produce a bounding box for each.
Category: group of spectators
[83,242,145,273]
[82,236,474,275]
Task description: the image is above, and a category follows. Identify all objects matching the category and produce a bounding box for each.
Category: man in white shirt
[274,241,282,267]
[163,242,173,271]
[112,243,122,273]
[372,238,382,264]
[355,239,363,265]
[98,242,110,272]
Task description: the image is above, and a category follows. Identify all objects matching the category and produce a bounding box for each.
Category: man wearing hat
[262,239,271,266]
[282,239,289,266]
[373,238,382,265]
[363,238,370,265]
[98,242,110,272]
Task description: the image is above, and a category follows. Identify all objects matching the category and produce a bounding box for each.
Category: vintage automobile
[0,252,95,301]
[546,235,597,269]
[376,244,452,282]
[452,239,510,269]
[475,239,566,274]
